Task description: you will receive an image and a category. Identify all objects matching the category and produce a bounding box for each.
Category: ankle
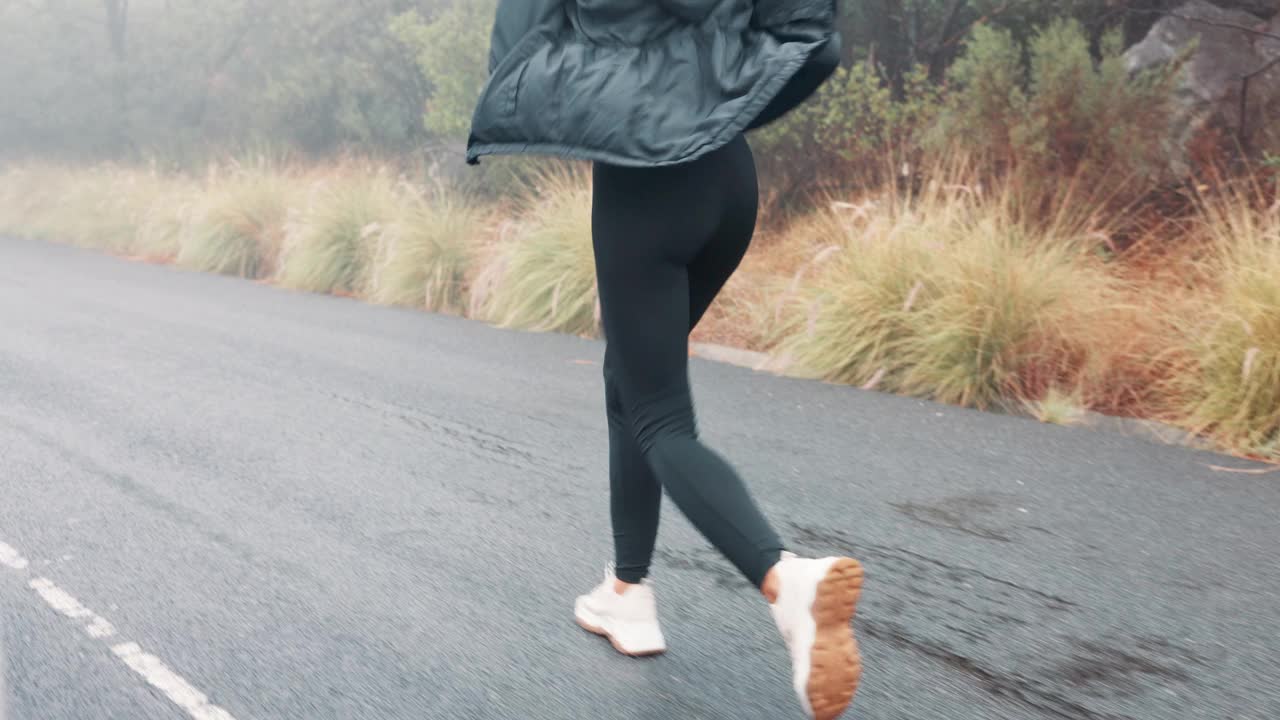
[761,550,792,604]
[614,578,638,595]
[761,566,781,604]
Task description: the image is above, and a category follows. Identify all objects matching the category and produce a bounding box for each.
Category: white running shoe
[769,552,865,720]
[574,565,668,657]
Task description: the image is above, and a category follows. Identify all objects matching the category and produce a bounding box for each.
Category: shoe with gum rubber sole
[574,565,667,657]
[770,553,865,720]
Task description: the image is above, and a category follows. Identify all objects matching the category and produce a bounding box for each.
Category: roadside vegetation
[1,1,1276,461]
[3,156,1275,460]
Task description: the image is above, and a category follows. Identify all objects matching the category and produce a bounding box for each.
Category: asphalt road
[1,235,1278,720]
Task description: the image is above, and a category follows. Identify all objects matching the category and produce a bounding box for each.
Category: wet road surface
[2,236,1278,719]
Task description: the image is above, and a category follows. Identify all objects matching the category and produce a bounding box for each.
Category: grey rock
[1125,0,1280,177]
[1210,0,1279,19]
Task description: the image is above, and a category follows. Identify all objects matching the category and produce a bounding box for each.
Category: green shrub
[939,20,1177,213]
[932,24,1027,168]
[390,0,496,138]
[752,61,942,189]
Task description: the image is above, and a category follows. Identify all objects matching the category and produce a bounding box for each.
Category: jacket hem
[466,41,820,168]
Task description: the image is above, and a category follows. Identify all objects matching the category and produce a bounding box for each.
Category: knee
[604,367,627,424]
[629,387,698,454]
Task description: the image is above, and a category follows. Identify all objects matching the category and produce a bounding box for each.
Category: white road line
[0,543,28,571]
[29,578,95,620]
[112,643,236,720]
[4,555,239,720]
[27,578,116,639]
[85,616,117,639]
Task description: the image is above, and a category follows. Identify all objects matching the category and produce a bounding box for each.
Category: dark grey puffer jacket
[467,0,841,167]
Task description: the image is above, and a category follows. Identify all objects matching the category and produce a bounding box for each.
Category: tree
[392,0,496,139]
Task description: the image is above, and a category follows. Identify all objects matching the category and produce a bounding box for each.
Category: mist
[0,0,466,164]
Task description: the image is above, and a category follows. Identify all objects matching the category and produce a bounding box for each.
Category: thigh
[594,243,692,405]
[592,163,709,404]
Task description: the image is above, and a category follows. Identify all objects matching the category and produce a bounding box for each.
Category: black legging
[592,135,785,590]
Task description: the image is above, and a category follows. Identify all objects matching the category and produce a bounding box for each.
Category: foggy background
[0,0,1203,166]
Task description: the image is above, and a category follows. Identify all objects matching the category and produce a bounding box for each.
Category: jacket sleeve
[489,0,563,75]
[746,0,842,130]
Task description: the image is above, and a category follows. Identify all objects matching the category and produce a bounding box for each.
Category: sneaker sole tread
[807,557,864,720]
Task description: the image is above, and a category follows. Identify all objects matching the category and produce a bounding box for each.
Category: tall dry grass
[766,179,1125,411]
[368,194,484,314]
[276,169,404,295]
[1168,190,1280,459]
[2,159,1277,461]
[0,164,198,258]
[178,167,296,279]
[474,167,598,336]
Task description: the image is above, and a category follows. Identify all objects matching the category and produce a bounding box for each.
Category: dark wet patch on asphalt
[1057,637,1208,700]
[784,522,1207,719]
[653,518,1208,719]
[890,492,1023,543]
